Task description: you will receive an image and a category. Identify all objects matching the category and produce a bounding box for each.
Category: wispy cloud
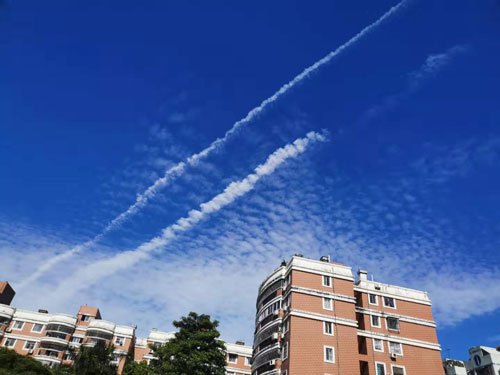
[20,0,409,288]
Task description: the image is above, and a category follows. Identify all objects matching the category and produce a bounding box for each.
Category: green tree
[150,312,226,375]
[0,347,52,375]
[73,341,116,375]
[122,361,153,375]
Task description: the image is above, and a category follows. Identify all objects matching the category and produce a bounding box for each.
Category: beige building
[252,255,444,375]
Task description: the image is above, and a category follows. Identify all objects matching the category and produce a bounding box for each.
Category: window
[369,294,378,305]
[71,337,82,343]
[323,297,333,310]
[324,321,334,336]
[371,315,381,328]
[324,346,335,363]
[386,317,399,331]
[12,321,24,330]
[228,353,238,363]
[388,341,403,356]
[81,315,91,322]
[373,339,384,352]
[24,341,36,351]
[31,323,43,333]
[283,319,289,333]
[376,362,386,375]
[245,357,251,366]
[323,275,331,287]
[4,338,16,347]
[391,365,406,375]
[114,336,125,346]
[383,297,396,308]
[282,341,288,360]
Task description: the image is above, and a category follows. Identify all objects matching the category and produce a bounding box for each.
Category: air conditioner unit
[272,333,279,339]
[5,328,12,333]
[269,360,276,365]
[283,306,288,311]
[28,349,34,355]
[280,333,285,339]
[273,310,280,316]
[390,352,397,359]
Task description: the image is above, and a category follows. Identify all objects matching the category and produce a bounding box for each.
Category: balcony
[88,319,115,333]
[41,334,69,346]
[252,343,280,370]
[48,314,77,327]
[0,304,15,319]
[35,353,62,366]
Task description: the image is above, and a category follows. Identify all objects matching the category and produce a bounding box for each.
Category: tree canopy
[148,312,227,375]
[73,341,117,375]
[0,347,53,375]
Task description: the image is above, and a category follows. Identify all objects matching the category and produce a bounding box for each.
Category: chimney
[357,269,368,281]
[235,341,245,345]
[38,309,48,314]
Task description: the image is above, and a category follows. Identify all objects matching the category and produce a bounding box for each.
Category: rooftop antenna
[371,274,374,281]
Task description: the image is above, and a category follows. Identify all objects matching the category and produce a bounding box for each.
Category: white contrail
[19,0,408,289]
[50,131,326,298]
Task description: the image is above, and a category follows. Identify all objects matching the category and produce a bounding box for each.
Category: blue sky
[1,0,500,360]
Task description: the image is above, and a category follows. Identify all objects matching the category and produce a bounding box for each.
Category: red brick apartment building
[0,281,252,375]
[252,256,443,375]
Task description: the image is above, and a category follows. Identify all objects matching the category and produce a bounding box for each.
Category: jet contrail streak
[19,0,408,289]
[50,131,326,298]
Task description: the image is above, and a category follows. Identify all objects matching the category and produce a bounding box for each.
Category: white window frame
[245,357,251,366]
[322,275,331,287]
[23,340,36,351]
[388,341,403,356]
[373,338,384,352]
[282,341,288,361]
[227,353,238,364]
[71,337,82,343]
[323,297,333,311]
[386,317,400,331]
[114,336,125,346]
[375,362,387,375]
[324,345,335,363]
[12,320,24,330]
[391,364,406,375]
[31,323,44,333]
[283,318,289,333]
[4,338,16,347]
[323,321,334,336]
[368,294,378,306]
[371,315,381,328]
[82,315,91,322]
[382,296,396,309]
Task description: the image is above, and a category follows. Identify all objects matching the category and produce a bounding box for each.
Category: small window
[371,315,381,328]
[71,337,82,343]
[323,275,331,287]
[383,297,396,308]
[114,336,125,346]
[81,315,91,322]
[12,321,24,330]
[392,365,406,375]
[283,319,289,333]
[376,362,386,375]
[31,323,43,333]
[24,341,36,350]
[369,294,378,305]
[282,341,288,360]
[388,341,403,356]
[373,339,384,352]
[387,317,399,331]
[228,353,238,363]
[4,338,16,347]
[245,357,251,366]
[324,346,335,363]
[324,321,334,335]
[323,298,333,310]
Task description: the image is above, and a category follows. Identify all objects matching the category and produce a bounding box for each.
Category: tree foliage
[73,341,117,375]
[122,361,153,375]
[149,312,226,375]
[0,347,53,375]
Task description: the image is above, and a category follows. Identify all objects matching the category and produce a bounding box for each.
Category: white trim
[31,323,44,333]
[285,286,356,304]
[355,307,436,327]
[371,315,381,328]
[357,330,441,351]
[382,296,397,309]
[3,337,16,347]
[323,321,334,336]
[375,362,387,375]
[387,341,403,356]
[23,340,36,351]
[225,367,251,375]
[385,316,400,332]
[391,364,406,375]
[290,265,354,282]
[2,333,42,342]
[354,286,431,306]
[324,345,335,363]
[254,318,282,337]
[373,338,384,352]
[323,297,333,311]
[290,309,358,328]
[282,341,288,361]
[369,294,379,306]
[245,356,251,366]
[257,295,283,317]
[322,275,332,287]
